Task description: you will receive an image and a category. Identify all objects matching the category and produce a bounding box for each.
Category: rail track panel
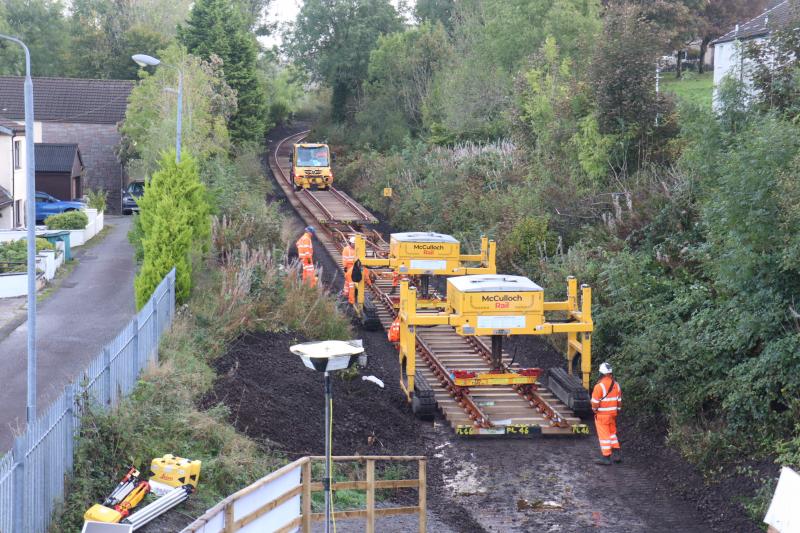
[270,132,584,438]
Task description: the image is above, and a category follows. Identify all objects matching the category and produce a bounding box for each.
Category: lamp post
[132,54,183,162]
[1,34,37,422]
[291,340,366,533]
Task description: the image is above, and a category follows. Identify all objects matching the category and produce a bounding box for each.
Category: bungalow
[712,1,793,94]
[0,117,35,229]
[0,77,133,213]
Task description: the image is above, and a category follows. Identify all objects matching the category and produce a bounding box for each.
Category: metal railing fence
[0,268,176,533]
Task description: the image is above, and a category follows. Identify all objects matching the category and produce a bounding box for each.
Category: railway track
[269,131,587,437]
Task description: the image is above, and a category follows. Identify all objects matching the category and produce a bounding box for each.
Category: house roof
[0,116,24,135]
[0,77,134,125]
[0,184,11,209]
[35,143,83,174]
[713,1,793,45]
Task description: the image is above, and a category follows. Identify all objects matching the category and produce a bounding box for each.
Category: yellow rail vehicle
[289,143,334,190]
[396,275,593,435]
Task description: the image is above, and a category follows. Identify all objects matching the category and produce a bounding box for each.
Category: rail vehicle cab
[289,143,334,191]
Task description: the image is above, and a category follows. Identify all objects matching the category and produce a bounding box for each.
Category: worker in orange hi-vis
[341,236,356,300]
[296,226,316,287]
[388,316,401,343]
[342,236,356,271]
[390,263,408,295]
[592,362,622,466]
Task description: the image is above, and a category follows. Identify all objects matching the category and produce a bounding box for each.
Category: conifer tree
[180,0,266,144]
[134,151,210,307]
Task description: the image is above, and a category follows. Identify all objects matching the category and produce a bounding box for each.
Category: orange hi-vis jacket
[342,245,356,271]
[388,317,401,342]
[591,376,622,418]
[297,232,313,263]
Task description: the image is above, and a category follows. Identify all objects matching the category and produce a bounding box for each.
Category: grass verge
[53,213,353,530]
[662,71,713,108]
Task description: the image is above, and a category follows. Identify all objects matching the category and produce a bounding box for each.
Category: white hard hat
[599,362,613,375]
[349,236,356,244]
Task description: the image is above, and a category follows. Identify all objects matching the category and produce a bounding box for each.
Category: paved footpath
[0,216,136,452]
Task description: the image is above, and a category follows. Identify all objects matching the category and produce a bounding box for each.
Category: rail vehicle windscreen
[296,146,330,167]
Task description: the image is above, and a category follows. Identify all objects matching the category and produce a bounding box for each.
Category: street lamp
[0,33,37,423]
[290,340,366,533]
[131,54,183,162]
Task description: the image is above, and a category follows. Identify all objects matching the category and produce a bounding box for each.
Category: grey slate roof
[713,1,794,45]
[35,143,83,174]
[0,116,24,135]
[0,77,134,124]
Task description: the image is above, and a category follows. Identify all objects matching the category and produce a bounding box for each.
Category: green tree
[67,0,173,79]
[590,5,669,137]
[0,0,69,76]
[180,0,267,144]
[426,0,600,141]
[287,0,403,121]
[359,22,451,142]
[414,0,455,31]
[134,151,210,307]
[120,44,237,177]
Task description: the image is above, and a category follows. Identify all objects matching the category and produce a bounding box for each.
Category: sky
[261,0,414,48]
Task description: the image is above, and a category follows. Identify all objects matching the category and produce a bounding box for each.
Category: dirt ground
[186,123,766,532]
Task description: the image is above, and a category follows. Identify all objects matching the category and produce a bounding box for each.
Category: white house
[712,1,792,104]
[0,117,42,230]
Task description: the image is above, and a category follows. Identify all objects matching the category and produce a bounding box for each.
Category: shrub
[0,238,54,273]
[85,188,107,213]
[45,210,88,230]
[278,270,352,340]
[135,151,211,308]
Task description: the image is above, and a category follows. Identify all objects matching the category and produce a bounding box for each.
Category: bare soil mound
[201,330,427,458]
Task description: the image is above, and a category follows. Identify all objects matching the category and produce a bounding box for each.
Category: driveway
[0,215,136,451]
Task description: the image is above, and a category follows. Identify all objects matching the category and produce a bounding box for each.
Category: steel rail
[270,131,584,437]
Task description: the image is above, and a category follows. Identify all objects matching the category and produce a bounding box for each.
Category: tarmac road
[0,216,136,452]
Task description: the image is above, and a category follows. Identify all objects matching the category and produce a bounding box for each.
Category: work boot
[612,449,622,463]
[595,455,612,466]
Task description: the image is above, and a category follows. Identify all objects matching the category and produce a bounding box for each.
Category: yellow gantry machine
[351,231,594,434]
[353,231,496,310]
[397,275,593,392]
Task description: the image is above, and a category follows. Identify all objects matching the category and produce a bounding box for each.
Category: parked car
[122,181,145,215]
[35,191,85,224]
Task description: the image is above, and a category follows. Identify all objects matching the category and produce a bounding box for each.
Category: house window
[15,199,22,227]
[13,140,21,169]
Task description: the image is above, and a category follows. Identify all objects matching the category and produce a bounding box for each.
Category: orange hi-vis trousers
[343,267,355,304]
[595,415,620,457]
[302,261,316,288]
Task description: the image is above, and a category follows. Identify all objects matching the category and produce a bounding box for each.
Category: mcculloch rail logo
[413,243,445,251]
[481,295,524,303]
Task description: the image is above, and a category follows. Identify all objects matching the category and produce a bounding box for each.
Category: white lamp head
[291,340,365,373]
[132,54,161,67]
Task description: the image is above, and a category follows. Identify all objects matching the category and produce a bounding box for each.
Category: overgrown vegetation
[56,163,352,532]
[289,0,800,521]
[45,210,88,230]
